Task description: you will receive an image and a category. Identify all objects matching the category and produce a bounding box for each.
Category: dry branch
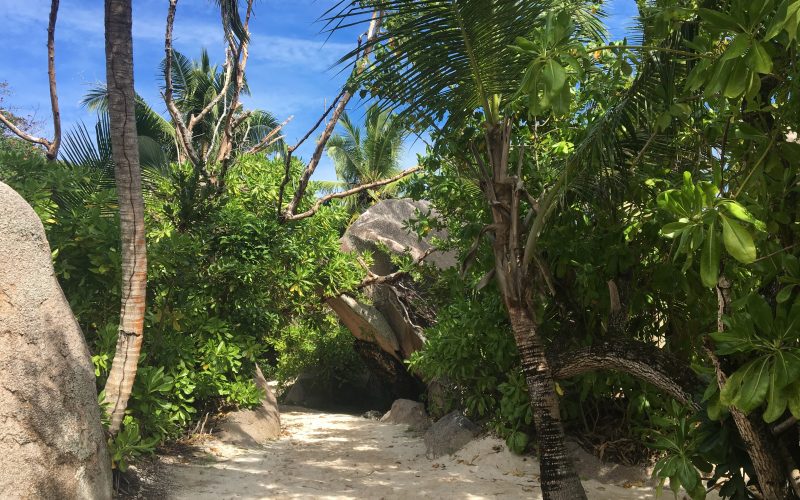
[283,165,421,221]
[0,0,61,160]
[280,10,386,220]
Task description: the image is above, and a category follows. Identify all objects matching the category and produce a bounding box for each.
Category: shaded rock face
[328,199,455,404]
[282,360,402,413]
[0,182,112,499]
[424,411,481,458]
[217,366,281,447]
[380,399,431,432]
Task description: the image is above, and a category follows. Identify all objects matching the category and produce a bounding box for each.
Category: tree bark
[473,119,586,499]
[709,281,793,499]
[549,340,701,411]
[508,306,588,500]
[103,0,148,435]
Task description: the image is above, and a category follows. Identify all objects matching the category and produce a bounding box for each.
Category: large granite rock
[0,181,112,499]
[282,362,398,412]
[340,198,456,274]
[381,399,431,431]
[217,366,281,447]
[328,199,455,399]
[424,411,481,458]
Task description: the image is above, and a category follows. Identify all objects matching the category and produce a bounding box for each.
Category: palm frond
[161,49,195,104]
[212,0,249,44]
[328,1,554,129]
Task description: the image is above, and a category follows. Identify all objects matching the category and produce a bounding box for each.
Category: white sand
[160,408,716,499]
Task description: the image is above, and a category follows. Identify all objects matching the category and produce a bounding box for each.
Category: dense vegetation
[2,0,800,498]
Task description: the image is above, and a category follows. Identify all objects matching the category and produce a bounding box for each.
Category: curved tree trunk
[103,0,148,435]
[549,340,702,411]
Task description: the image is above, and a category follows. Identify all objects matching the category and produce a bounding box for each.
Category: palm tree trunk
[480,122,586,499]
[507,305,587,500]
[103,0,147,435]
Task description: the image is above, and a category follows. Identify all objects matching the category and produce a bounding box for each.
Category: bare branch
[187,46,235,133]
[282,10,383,218]
[214,0,254,165]
[283,165,421,221]
[0,113,51,148]
[246,115,293,155]
[231,109,253,131]
[290,93,343,153]
[163,0,202,167]
[45,0,61,159]
[0,0,61,160]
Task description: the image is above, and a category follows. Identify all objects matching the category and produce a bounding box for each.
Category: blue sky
[0,0,637,181]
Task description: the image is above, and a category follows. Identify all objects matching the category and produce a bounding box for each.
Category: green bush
[0,147,365,467]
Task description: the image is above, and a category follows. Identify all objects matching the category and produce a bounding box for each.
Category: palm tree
[78,48,281,229]
[325,104,408,212]
[326,2,606,498]
[102,0,147,435]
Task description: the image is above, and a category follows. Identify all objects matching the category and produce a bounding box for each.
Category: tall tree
[327,2,606,498]
[102,0,148,434]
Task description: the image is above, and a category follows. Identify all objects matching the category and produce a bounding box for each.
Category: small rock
[381,399,431,431]
[424,411,481,458]
[217,366,280,446]
[362,410,383,420]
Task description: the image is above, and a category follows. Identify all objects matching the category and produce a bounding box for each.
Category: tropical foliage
[325,104,408,211]
[2,0,800,498]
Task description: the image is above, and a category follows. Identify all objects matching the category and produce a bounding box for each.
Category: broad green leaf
[513,37,536,51]
[701,222,722,287]
[697,8,743,31]
[661,221,690,238]
[542,59,567,92]
[676,459,699,494]
[747,294,773,333]
[724,357,771,412]
[719,200,766,231]
[720,214,757,263]
[774,350,800,389]
[787,381,800,418]
[705,59,733,97]
[777,285,796,303]
[720,34,751,61]
[723,59,748,98]
[710,329,752,355]
[764,366,788,423]
[747,42,773,74]
[768,1,800,40]
[707,395,727,421]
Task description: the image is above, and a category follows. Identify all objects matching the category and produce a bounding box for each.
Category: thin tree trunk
[477,121,586,499]
[507,306,587,500]
[708,280,792,499]
[103,0,148,435]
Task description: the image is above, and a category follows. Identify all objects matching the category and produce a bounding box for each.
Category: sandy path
[159,408,704,499]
